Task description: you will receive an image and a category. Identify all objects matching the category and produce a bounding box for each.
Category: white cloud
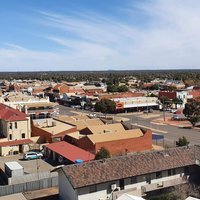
[1,0,200,71]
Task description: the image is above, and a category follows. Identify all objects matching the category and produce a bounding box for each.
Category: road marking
[131,123,168,134]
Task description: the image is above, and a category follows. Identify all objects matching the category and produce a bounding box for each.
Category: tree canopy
[176,136,189,147]
[107,84,129,93]
[95,147,110,160]
[95,99,116,113]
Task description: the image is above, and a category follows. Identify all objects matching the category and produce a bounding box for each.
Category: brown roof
[0,139,33,147]
[54,115,104,131]
[87,129,143,144]
[85,123,125,135]
[60,146,198,189]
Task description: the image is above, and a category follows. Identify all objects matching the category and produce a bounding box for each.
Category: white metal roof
[5,161,23,170]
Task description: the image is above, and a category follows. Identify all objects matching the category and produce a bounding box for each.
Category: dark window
[146,174,151,184]
[119,179,124,190]
[168,169,172,176]
[172,169,176,175]
[15,122,17,129]
[156,171,162,179]
[184,166,189,174]
[9,134,12,140]
[10,123,12,129]
[22,133,25,138]
[89,185,97,193]
[131,176,137,184]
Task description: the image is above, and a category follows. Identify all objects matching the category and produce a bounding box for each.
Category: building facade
[56,146,200,200]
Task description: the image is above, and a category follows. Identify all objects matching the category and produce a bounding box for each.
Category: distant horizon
[1,0,200,71]
[0,68,200,73]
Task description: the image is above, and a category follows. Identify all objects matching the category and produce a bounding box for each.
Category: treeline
[1,70,200,84]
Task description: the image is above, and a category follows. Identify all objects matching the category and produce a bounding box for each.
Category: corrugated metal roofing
[0,139,33,147]
[46,141,95,162]
[0,103,27,121]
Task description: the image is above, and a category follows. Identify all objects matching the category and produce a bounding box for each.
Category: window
[89,185,97,193]
[131,176,137,184]
[156,171,162,179]
[172,169,176,175]
[9,134,12,140]
[184,166,189,174]
[15,122,17,129]
[21,133,25,138]
[119,179,124,190]
[168,169,172,176]
[146,174,151,184]
[10,123,12,129]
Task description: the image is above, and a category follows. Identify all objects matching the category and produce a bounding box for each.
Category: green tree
[95,99,116,113]
[172,98,183,108]
[183,100,200,117]
[117,85,129,92]
[176,136,189,147]
[107,84,118,93]
[95,147,110,160]
[188,115,200,128]
[160,96,171,109]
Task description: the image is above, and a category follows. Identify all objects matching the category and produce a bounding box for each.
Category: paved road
[118,112,200,146]
[58,105,200,146]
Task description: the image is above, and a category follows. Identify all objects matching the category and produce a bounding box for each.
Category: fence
[0,175,58,197]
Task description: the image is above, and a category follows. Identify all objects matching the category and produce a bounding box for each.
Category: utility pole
[163,100,166,121]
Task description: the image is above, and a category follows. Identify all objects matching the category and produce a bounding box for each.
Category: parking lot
[0,154,54,174]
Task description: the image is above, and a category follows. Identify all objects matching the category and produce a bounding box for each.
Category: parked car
[23,151,43,160]
[89,113,97,117]
[143,108,153,113]
[163,107,172,112]
[170,109,177,113]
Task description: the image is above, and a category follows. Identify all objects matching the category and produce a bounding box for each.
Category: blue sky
[1,0,200,71]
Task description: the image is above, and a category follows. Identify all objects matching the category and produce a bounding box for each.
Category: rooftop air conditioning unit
[111,184,117,191]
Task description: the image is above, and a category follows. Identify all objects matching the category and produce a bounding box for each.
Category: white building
[56,146,200,200]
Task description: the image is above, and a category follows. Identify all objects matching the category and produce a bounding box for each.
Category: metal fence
[0,175,58,197]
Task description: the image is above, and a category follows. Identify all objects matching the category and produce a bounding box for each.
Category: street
[58,105,200,146]
[118,111,200,146]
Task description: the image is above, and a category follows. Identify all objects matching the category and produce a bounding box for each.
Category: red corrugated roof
[0,139,33,147]
[0,103,27,121]
[46,141,95,162]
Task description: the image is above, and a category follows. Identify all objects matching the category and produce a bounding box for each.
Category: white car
[23,151,43,160]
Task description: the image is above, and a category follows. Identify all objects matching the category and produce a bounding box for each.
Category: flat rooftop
[25,102,58,108]
[33,118,74,135]
[54,115,104,130]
